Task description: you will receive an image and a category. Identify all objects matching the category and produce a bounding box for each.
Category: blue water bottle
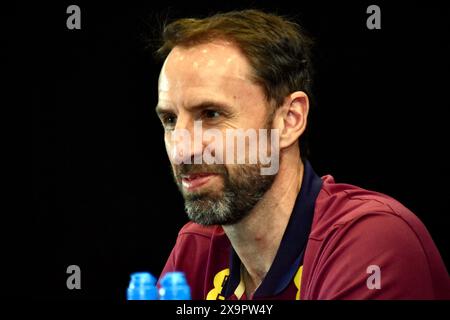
[127,272,158,300]
[159,271,191,300]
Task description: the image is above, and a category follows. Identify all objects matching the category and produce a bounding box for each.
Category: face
[157,40,277,225]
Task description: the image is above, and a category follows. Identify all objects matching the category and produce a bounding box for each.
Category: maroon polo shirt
[159,161,450,299]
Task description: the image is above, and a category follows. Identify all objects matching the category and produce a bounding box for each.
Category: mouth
[181,173,218,192]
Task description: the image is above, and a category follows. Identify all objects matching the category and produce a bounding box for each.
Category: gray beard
[182,165,276,226]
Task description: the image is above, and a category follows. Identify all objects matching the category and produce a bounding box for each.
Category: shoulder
[174,222,228,251]
[311,175,426,242]
[167,222,227,270]
[302,175,450,299]
[177,221,225,240]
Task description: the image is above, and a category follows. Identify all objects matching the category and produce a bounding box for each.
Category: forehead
[158,41,258,105]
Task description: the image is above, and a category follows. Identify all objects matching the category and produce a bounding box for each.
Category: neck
[222,151,304,296]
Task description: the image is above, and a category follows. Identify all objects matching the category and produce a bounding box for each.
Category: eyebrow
[155,100,233,116]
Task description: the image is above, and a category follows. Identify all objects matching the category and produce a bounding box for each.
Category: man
[155,10,449,299]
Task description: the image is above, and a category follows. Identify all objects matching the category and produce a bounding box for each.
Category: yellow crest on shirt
[206,265,303,300]
[206,268,230,300]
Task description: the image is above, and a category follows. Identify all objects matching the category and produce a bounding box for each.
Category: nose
[167,117,204,165]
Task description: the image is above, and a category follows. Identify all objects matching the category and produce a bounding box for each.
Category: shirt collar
[223,160,323,298]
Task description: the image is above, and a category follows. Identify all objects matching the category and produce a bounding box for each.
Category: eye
[203,109,221,119]
[161,113,177,129]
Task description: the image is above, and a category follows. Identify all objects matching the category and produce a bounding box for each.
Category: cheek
[164,134,174,162]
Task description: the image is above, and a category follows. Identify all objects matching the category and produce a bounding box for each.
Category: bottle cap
[127,272,158,300]
[159,271,191,300]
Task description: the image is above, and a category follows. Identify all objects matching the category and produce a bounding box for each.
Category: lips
[181,173,217,191]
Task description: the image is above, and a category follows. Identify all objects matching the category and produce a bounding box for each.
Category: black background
[24,1,450,300]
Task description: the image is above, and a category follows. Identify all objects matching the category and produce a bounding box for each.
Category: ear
[273,91,309,150]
